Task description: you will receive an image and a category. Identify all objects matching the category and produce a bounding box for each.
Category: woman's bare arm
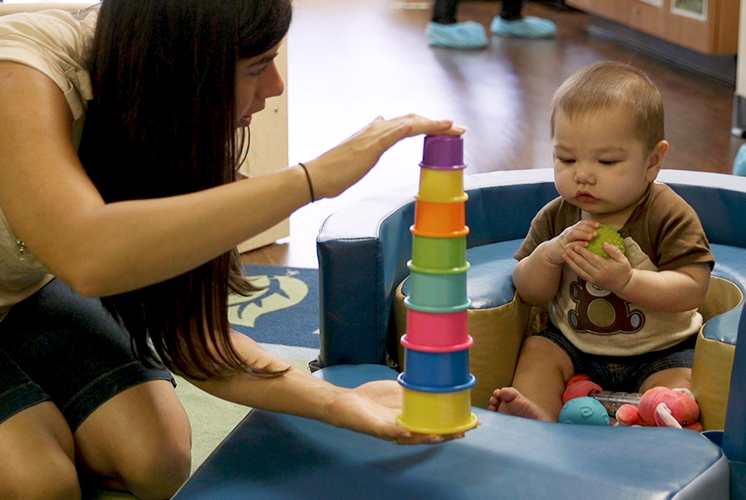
[187,333,460,445]
[0,62,463,297]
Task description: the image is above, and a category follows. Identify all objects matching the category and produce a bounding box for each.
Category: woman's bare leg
[0,402,81,500]
[74,379,192,500]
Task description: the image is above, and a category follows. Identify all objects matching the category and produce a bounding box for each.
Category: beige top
[515,182,715,356]
[0,6,98,320]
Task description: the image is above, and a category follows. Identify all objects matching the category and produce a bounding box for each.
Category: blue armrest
[317,169,746,368]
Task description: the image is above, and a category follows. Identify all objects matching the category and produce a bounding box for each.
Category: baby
[489,61,714,422]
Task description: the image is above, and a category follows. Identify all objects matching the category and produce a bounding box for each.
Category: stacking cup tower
[396,135,479,434]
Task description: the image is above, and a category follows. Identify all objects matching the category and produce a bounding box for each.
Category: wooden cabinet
[565,0,740,55]
[237,41,290,253]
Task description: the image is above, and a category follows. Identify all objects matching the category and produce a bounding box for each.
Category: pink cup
[404,309,469,349]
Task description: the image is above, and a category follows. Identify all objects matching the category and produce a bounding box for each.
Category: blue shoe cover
[490,16,557,38]
[426,21,488,49]
[734,144,746,176]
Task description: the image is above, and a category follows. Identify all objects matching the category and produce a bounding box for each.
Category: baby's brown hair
[550,61,665,153]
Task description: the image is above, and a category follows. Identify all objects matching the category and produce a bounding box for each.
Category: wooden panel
[564,0,594,10]
[665,2,712,53]
[567,0,739,55]
[589,0,631,24]
[714,0,740,53]
[238,41,290,253]
[629,0,668,41]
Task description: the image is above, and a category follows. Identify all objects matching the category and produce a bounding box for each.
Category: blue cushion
[173,365,730,500]
[702,244,746,345]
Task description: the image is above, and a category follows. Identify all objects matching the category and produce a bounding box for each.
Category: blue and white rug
[229,265,320,363]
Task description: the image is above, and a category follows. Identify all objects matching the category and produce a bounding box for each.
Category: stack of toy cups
[396,135,479,434]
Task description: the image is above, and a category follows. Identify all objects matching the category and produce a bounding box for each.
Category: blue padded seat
[173,364,730,500]
[692,244,746,429]
[318,169,746,425]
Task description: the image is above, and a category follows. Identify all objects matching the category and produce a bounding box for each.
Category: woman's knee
[0,464,81,500]
[0,403,81,500]
[75,379,192,498]
[120,437,192,500]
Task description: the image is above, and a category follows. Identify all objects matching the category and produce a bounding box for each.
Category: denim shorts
[0,279,174,431]
[536,323,697,393]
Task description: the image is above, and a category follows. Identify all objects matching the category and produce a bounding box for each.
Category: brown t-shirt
[515,182,714,356]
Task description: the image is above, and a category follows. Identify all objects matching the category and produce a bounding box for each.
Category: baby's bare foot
[488,387,555,422]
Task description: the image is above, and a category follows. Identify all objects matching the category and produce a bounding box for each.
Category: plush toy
[561,375,702,431]
[616,386,703,432]
[562,374,603,404]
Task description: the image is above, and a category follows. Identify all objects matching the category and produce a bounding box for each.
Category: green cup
[411,235,468,271]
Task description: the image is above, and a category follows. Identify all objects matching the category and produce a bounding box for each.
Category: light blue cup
[405,268,469,311]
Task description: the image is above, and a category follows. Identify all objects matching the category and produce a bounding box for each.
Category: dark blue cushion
[173,365,730,500]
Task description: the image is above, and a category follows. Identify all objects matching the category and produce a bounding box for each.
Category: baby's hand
[564,242,632,295]
[544,220,600,266]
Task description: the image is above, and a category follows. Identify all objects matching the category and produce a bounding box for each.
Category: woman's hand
[326,380,466,445]
[302,114,466,200]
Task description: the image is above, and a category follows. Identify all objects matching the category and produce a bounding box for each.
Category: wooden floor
[242,0,744,269]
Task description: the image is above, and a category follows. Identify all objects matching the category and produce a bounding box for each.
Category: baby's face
[552,106,664,226]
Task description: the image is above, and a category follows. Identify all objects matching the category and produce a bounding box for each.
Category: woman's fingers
[307,115,464,200]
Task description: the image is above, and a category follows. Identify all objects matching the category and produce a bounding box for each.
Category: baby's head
[550,61,664,155]
[549,62,669,223]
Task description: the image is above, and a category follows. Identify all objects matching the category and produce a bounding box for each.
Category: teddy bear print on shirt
[568,277,645,335]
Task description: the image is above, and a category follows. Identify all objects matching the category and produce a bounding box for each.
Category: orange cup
[411,200,469,238]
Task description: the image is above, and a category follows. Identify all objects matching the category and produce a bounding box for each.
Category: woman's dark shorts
[0,279,174,431]
[536,323,697,393]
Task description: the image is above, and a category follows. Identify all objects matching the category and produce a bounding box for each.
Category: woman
[0,1,465,499]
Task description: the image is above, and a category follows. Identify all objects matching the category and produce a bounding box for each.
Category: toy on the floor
[616,386,703,431]
[587,224,626,259]
[558,396,610,426]
[396,134,478,434]
[562,374,641,418]
[561,375,702,430]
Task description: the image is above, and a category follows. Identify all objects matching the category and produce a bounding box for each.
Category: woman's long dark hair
[78,0,292,380]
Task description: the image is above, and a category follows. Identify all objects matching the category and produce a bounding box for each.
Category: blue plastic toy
[559,397,610,426]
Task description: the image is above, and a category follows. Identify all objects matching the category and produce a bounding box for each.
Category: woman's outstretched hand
[326,379,467,445]
[303,114,466,200]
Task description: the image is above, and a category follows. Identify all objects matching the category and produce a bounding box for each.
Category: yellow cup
[417,168,468,203]
[397,387,479,434]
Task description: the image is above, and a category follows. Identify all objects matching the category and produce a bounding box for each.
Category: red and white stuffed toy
[616,386,703,432]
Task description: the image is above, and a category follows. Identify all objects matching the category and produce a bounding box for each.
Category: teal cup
[405,268,469,310]
[411,235,468,272]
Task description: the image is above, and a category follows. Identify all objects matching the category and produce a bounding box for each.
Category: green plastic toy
[587,224,625,259]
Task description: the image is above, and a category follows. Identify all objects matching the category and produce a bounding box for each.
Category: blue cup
[401,347,473,388]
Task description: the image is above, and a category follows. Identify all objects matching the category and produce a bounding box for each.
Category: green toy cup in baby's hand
[587,224,625,259]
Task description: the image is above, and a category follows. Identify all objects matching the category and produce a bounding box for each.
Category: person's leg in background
[426,0,489,49]
[491,0,557,38]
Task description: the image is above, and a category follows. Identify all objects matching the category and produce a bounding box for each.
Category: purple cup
[420,135,466,170]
